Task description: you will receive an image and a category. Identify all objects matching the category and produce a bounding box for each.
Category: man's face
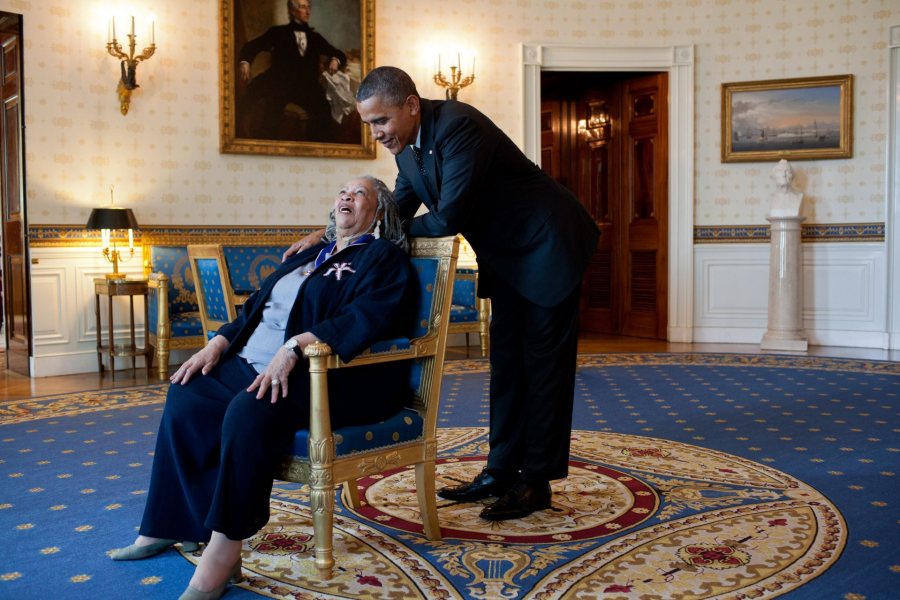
[289,0,311,24]
[356,94,420,156]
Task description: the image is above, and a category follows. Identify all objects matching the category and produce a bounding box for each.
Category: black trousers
[138,355,309,542]
[485,278,582,483]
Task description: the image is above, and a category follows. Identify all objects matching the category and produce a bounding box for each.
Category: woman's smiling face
[333,177,379,239]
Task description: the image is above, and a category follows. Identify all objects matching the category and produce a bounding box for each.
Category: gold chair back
[186,244,239,343]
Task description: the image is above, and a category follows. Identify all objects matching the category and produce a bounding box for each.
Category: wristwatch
[283,338,303,358]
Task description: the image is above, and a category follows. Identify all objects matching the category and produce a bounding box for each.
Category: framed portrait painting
[721,74,852,163]
[220,0,375,158]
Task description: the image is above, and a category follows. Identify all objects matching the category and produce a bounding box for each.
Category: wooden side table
[94,278,151,376]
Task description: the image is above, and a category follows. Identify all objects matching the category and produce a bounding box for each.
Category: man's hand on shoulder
[282,228,326,261]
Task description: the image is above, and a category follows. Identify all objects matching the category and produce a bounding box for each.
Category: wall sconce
[106,16,156,115]
[579,101,612,145]
[433,53,475,101]
[86,189,139,279]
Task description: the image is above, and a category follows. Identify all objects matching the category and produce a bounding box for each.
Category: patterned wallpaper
[3,0,893,229]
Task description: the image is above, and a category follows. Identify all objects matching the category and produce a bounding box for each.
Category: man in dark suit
[237,0,346,141]
[284,66,599,520]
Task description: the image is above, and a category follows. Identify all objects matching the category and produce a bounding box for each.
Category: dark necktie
[411,146,427,177]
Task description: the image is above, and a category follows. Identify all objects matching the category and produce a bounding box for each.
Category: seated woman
[111,176,414,600]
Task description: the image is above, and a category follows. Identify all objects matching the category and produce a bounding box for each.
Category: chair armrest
[303,341,335,518]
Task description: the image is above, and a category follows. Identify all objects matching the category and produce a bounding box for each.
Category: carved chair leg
[342,479,361,509]
[157,342,169,378]
[415,461,441,540]
[310,481,335,579]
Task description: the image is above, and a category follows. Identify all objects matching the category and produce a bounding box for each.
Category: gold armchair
[276,236,459,579]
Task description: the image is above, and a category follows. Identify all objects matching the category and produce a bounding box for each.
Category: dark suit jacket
[393,99,599,308]
[239,24,346,91]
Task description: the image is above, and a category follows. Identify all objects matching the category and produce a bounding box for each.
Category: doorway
[0,12,29,376]
[541,71,668,339]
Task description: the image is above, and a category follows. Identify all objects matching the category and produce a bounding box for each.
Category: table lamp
[86,206,139,279]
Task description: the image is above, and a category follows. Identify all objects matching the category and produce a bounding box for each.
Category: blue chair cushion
[450,305,479,323]
[368,337,412,354]
[409,257,438,339]
[451,276,477,306]
[224,246,289,295]
[195,257,231,322]
[289,407,424,458]
[150,247,198,315]
[170,312,203,338]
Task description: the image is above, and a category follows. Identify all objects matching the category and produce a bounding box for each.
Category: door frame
[887,25,900,349]
[521,44,694,342]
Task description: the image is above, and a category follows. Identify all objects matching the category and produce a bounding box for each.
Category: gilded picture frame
[721,74,852,163]
[220,0,375,158]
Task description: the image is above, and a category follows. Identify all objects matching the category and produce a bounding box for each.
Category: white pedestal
[760,215,808,352]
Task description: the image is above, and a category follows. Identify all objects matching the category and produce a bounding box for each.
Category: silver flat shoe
[111,539,200,560]
[178,558,243,600]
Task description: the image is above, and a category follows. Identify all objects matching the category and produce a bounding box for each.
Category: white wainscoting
[31,247,151,377]
[29,241,891,377]
[693,242,888,348]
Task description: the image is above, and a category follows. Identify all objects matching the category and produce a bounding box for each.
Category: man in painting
[237,0,346,142]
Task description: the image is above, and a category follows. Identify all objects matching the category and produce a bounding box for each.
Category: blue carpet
[1,353,898,599]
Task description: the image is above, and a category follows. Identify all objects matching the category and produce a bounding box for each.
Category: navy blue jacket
[217,238,413,363]
[393,99,600,308]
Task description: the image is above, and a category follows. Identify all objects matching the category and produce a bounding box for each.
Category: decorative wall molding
[520,43,695,342]
[694,223,886,244]
[30,247,148,377]
[693,243,887,348]
[29,224,321,248]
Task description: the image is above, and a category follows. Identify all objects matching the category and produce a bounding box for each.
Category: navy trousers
[139,355,309,542]
[485,278,582,483]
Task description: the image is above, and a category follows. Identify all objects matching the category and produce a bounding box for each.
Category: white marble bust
[769,159,803,218]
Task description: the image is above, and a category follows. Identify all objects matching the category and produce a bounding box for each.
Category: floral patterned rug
[1,353,896,599]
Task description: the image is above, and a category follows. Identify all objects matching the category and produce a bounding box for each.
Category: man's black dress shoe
[438,468,514,502]
[479,480,552,521]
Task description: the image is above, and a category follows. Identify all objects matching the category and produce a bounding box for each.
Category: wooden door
[620,74,667,339]
[541,71,668,339]
[0,15,29,375]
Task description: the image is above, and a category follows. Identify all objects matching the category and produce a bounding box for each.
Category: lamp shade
[86,207,139,230]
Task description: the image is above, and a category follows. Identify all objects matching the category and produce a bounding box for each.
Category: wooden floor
[1,333,897,401]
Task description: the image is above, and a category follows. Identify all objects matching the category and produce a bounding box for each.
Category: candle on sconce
[151,21,155,45]
[471,56,476,76]
[457,52,461,71]
[112,16,116,40]
[101,228,110,252]
[130,15,135,37]
[128,228,134,250]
